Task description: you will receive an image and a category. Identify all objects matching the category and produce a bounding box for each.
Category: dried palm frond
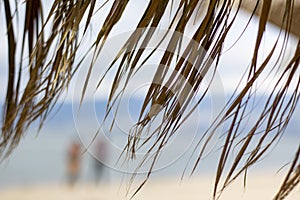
[1,0,96,157]
[274,145,300,200]
[1,0,299,199]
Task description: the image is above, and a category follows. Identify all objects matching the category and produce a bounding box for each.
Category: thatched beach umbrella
[0,1,299,199]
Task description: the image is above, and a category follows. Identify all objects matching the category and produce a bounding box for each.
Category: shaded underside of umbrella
[241,0,300,37]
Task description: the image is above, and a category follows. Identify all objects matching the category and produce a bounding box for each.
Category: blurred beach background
[0,1,300,199]
[0,100,299,200]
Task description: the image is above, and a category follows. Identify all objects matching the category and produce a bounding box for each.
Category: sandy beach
[0,173,299,200]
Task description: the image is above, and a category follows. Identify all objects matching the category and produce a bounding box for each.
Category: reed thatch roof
[1,1,299,199]
[241,0,300,37]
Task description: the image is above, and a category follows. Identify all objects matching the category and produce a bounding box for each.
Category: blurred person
[66,141,82,187]
[93,138,107,184]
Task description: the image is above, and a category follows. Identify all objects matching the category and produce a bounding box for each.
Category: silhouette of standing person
[67,141,81,187]
[93,139,107,184]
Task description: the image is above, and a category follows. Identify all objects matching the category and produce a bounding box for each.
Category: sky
[0,1,299,104]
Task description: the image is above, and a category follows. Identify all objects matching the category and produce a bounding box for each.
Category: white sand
[0,174,299,200]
